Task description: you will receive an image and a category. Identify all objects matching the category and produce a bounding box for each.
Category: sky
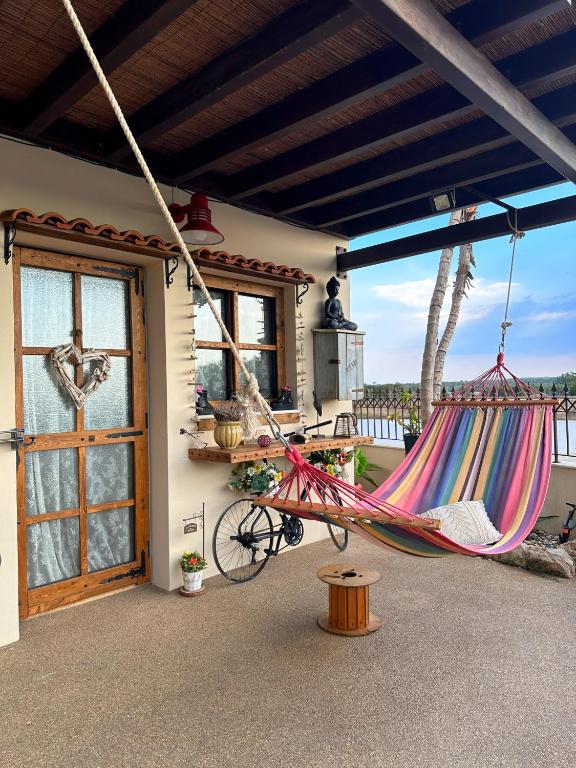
[349,183,576,384]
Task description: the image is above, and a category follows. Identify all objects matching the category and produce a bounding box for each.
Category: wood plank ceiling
[0,0,575,241]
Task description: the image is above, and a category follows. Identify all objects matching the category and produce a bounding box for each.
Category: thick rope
[61,0,283,440]
[499,209,524,353]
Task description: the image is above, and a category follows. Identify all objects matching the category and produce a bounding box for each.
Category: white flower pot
[182,569,204,593]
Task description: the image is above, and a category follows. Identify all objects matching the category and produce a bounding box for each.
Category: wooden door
[13,247,149,618]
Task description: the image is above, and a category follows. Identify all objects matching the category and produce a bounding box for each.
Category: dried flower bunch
[213,404,243,422]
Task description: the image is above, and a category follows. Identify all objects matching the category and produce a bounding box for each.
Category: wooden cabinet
[312,329,365,401]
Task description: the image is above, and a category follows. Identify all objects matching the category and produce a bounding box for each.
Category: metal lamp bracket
[164,255,179,288]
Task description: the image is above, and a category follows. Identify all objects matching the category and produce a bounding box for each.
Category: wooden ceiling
[0,0,575,240]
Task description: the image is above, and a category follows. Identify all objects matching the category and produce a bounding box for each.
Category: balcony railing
[353,383,576,461]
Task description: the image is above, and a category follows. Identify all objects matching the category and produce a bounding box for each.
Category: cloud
[530,310,576,322]
[372,277,521,325]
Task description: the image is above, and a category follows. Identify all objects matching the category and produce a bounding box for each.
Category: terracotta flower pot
[214,421,243,449]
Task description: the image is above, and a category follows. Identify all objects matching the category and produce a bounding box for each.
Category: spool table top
[317,563,381,587]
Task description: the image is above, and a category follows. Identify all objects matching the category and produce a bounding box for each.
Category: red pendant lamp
[168,193,224,246]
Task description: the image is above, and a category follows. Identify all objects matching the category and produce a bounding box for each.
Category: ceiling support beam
[338,165,564,238]
[172,0,565,183]
[105,0,360,161]
[21,0,195,136]
[338,194,576,270]
[298,123,576,228]
[274,78,576,215]
[349,0,576,183]
[224,30,576,200]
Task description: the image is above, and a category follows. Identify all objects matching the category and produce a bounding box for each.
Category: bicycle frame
[235,504,300,557]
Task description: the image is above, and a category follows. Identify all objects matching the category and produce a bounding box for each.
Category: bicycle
[212,491,349,583]
[559,501,576,544]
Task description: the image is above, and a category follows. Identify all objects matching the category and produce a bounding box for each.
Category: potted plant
[213,404,243,449]
[388,391,421,454]
[229,459,285,494]
[179,550,207,593]
[308,448,354,477]
[353,448,382,488]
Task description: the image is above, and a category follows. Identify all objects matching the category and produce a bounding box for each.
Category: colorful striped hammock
[257,356,554,557]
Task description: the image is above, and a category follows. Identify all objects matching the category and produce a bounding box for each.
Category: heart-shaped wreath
[51,343,112,409]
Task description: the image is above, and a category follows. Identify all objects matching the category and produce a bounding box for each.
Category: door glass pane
[82,276,130,349]
[196,348,227,399]
[88,506,135,573]
[25,449,78,516]
[240,350,276,397]
[23,355,76,434]
[27,517,80,588]
[194,288,226,342]
[86,443,134,505]
[238,295,275,344]
[84,357,132,430]
[21,267,74,348]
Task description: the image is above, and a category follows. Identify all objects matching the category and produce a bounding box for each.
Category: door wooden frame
[13,246,149,618]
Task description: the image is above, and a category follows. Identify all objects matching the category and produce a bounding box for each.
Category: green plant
[388,390,421,436]
[309,448,353,477]
[179,550,207,572]
[229,459,285,493]
[353,448,382,488]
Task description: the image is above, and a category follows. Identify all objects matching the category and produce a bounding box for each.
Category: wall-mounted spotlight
[429,189,456,213]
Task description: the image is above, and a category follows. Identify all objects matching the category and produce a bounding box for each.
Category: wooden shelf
[196,410,300,432]
[188,435,373,464]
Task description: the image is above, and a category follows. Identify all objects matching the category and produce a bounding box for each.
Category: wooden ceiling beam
[20,0,195,136]
[350,0,576,183]
[105,0,360,161]
[173,0,565,183]
[337,165,565,239]
[337,193,576,270]
[224,29,576,200]
[274,78,576,215]
[298,123,576,228]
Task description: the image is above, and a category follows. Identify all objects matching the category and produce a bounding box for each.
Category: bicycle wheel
[327,521,349,551]
[212,498,273,583]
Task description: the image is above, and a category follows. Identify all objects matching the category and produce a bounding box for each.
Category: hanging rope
[499,207,524,354]
[60,0,286,444]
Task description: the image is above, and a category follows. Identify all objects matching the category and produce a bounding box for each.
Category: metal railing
[353,384,576,461]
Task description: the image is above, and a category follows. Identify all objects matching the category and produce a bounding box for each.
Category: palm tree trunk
[420,209,463,424]
[432,207,478,399]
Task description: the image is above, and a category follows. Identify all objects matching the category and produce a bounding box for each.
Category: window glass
[194,288,226,342]
[197,348,228,400]
[84,357,132,430]
[238,295,275,345]
[240,350,276,397]
[21,267,73,348]
[82,276,130,349]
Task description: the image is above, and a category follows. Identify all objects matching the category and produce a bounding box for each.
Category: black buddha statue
[322,276,358,331]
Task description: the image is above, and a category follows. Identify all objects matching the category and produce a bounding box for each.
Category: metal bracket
[165,255,179,288]
[0,428,24,449]
[4,223,16,266]
[186,262,194,292]
[295,282,310,306]
[336,246,348,279]
[183,503,205,557]
[93,264,140,295]
[99,549,146,584]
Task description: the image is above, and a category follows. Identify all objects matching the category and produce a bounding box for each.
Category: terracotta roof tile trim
[1,208,316,284]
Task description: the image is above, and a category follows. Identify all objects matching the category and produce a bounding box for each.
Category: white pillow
[421,500,503,546]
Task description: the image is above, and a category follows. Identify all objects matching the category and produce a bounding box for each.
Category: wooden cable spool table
[317,563,382,636]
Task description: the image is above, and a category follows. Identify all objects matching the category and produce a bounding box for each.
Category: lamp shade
[169,193,224,246]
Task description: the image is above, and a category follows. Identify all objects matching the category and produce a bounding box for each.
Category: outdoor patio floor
[1,535,575,768]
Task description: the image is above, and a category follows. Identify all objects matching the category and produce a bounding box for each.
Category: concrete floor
[1,536,575,768]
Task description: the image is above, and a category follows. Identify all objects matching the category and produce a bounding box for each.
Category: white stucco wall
[0,138,351,645]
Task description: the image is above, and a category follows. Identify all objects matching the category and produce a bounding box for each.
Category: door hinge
[145,412,148,429]
[104,430,144,439]
[99,549,146,585]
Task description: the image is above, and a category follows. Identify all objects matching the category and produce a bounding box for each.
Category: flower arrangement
[213,404,243,422]
[308,448,354,477]
[179,550,207,573]
[229,459,285,494]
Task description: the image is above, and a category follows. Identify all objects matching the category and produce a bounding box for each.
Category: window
[194,276,285,401]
